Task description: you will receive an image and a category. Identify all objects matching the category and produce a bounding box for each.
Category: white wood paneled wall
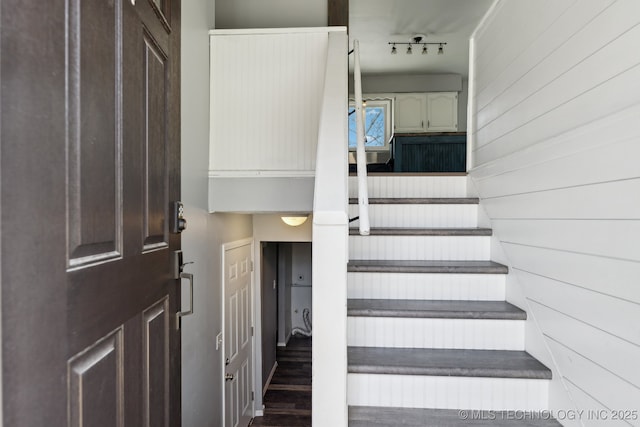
[347,375,549,411]
[348,204,478,228]
[347,317,524,350]
[348,176,468,198]
[469,0,640,419]
[209,29,329,174]
[349,235,490,261]
[347,272,505,301]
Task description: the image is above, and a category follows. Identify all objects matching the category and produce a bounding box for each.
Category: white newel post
[312,30,349,427]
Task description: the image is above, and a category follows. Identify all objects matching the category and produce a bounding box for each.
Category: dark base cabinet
[393,133,466,172]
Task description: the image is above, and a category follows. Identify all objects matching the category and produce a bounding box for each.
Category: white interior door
[223,239,254,427]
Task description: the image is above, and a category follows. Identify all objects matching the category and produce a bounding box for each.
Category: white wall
[208,28,343,212]
[469,0,640,422]
[290,243,312,330]
[209,29,328,174]
[350,73,462,93]
[215,0,327,29]
[277,243,293,346]
[181,2,254,426]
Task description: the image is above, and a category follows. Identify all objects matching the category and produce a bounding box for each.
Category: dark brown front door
[1,0,182,425]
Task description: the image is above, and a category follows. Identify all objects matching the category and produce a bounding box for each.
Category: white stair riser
[347,374,549,410]
[348,317,525,350]
[349,236,491,261]
[349,204,478,228]
[348,273,506,301]
[349,176,468,198]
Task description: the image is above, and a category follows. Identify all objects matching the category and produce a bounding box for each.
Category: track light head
[438,43,444,55]
[406,44,412,55]
[391,43,397,54]
[422,44,428,55]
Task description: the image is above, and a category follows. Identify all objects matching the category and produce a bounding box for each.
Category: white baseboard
[277,331,292,347]
[263,361,278,396]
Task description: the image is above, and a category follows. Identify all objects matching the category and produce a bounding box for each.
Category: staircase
[346,174,560,426]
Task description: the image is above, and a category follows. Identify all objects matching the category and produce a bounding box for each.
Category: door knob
[225,373,234,381]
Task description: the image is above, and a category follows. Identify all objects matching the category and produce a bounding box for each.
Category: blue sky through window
[349,106,386,149]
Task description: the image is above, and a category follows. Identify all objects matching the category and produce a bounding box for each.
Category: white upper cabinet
[426,92,458,131]
[394,93,427,132]
[394,92,458,133]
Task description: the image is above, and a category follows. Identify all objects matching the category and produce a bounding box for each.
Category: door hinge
[251,326,254,337]
[250,260,254,271]
[251,391,254,401]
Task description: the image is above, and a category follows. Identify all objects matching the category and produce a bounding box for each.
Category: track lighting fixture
[388,37,446,55]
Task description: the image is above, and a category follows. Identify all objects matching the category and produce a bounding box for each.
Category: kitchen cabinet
[394,92,458,133]
[394,93,427,132]
[426,92,458,131]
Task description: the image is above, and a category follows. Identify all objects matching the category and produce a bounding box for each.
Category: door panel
[142,34,169,251]
[67,0,122,266]
[68,329,124,427]
[1,0,182,425]
[143,298,170,427]
[224,241,254,427]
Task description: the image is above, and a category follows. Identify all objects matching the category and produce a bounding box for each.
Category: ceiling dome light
[281,215,308,227]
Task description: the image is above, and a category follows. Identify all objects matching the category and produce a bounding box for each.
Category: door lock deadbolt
[171,201,187,233]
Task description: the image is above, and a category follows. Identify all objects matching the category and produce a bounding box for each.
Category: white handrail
[352,40,370,236]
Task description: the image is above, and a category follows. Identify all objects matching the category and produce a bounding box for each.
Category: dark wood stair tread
[348,260,508,274]
[348,347,551,379]
[349,197,479,204]
[349,227,492,236]
[347,300,525,320]
[348,407,562,426]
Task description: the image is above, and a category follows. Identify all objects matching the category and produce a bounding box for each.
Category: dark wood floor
[251,336,312,427]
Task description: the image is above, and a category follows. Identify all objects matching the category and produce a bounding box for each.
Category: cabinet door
[395,93,427,132]
[426,92,458,131]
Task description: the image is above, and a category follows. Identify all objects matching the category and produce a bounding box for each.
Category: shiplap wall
[469,0,640,423]
[209,28,329,173]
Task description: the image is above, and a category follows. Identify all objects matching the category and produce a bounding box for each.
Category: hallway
[251,337,312,426]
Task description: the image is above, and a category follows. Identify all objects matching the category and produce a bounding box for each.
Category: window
[348,98,393,151]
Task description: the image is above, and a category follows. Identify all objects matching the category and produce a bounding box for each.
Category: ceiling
[349,0,494,77]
